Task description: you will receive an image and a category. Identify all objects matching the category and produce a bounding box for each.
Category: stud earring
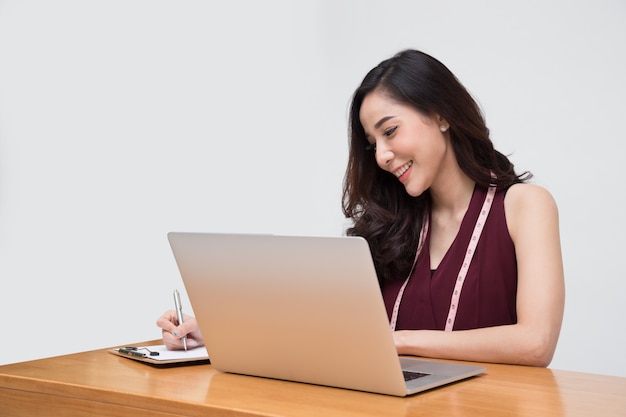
[440,125,448,132]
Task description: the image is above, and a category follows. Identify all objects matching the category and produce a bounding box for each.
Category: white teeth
[394,161,413,178]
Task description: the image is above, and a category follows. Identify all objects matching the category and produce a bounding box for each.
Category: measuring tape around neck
[389,186,497,331]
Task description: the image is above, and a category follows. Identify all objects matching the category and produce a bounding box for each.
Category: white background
[1,1,625,377]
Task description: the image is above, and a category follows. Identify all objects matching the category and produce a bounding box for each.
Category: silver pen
[173,289,188,350]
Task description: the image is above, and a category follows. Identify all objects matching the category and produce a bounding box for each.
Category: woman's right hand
[156,310,205,350]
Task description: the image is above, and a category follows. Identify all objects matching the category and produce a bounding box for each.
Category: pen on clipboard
[174,289,188,351]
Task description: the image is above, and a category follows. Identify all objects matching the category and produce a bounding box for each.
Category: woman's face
[359,90,449,197]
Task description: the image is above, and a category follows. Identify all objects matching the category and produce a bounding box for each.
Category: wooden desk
[1,341,625,417]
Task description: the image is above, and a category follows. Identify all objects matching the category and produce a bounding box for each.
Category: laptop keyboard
[403,371,430,381]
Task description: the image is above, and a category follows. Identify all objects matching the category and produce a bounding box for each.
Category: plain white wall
[1,1,624,378]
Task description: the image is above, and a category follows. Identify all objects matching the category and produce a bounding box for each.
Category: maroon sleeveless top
[381,186,517,331]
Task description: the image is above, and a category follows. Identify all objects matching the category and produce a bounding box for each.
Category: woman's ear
[436,114,449,132]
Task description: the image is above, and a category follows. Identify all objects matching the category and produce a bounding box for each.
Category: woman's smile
[393,161,413,182]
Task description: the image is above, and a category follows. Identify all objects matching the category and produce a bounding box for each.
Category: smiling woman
[156,49,565,368]
[342,49,565,367]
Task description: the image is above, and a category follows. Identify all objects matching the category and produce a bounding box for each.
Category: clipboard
[109,344,210,365]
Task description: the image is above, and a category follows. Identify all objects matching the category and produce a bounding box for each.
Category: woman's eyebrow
[374,115,396,130]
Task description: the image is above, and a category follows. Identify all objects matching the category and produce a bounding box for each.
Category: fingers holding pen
[156,310,180,349]
[156,309,179,333]
[156,310,204,350]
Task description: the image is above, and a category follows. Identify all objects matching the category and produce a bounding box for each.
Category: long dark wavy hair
[342,49,531,283]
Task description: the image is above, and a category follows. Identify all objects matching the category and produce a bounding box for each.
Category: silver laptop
[168,232,485,396]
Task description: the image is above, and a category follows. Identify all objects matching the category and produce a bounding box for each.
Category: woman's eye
[365,142,376,151]
[383,126,397,137]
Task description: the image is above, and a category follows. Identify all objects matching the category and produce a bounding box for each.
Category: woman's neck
[429,165,475,221]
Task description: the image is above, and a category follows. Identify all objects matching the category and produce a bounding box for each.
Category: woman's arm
[394,184,565,366]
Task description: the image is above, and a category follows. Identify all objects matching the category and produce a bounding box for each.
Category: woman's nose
[375,143,393,168]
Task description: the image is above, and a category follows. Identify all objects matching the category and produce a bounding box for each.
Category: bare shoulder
[505,183,558,210]
[504,183,559,235]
